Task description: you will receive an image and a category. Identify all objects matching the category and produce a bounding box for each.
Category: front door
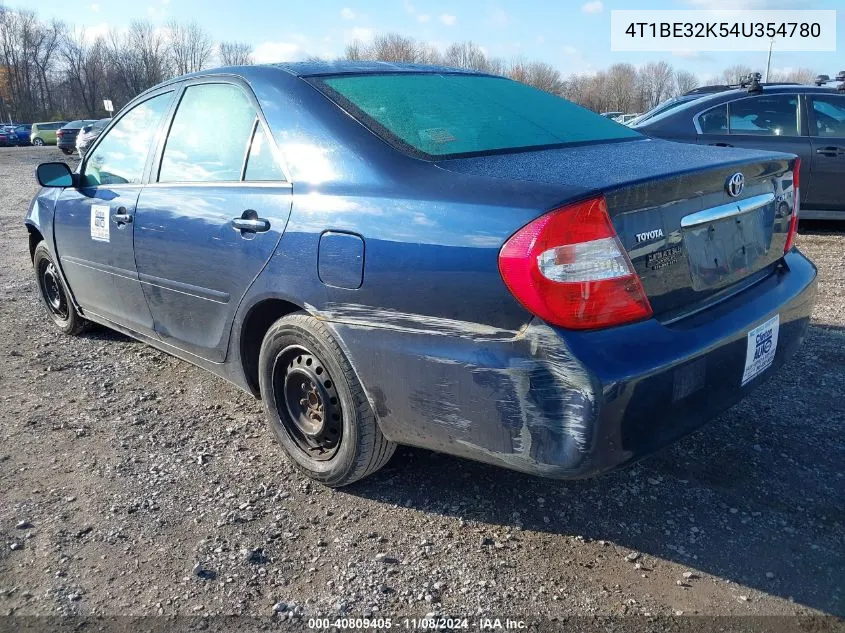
[134,81,292,362]
[807,93,845,211]
[53,91,174,334]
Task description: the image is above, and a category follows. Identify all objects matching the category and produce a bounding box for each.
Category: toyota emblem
[726,172,745,197]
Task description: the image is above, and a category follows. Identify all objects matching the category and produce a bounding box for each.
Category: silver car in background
[75,118,110,157]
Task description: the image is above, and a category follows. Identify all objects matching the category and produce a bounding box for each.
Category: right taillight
[784,158,800,254]
[498,195,653,330]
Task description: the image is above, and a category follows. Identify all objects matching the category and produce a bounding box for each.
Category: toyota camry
[26,62,816,486]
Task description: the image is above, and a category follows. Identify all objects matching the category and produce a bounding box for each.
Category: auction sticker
[90,204,110,242]
[742,314,779,386]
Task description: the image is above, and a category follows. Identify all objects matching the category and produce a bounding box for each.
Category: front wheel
[258,313,396,487]
[33,242,88,335]
[32,137,44,146]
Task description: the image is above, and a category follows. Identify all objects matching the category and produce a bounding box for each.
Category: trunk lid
[437,138,797,322]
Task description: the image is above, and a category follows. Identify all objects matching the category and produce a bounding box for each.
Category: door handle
[815,146,845,157]
[113,207,133,225]
[231,211,270,234]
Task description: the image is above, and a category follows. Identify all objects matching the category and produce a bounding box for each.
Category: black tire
[33,242,88,335]
[258,312,396,487]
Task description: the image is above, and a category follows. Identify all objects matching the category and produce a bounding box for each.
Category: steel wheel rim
[272,345,343,461]
[38,260,69,320]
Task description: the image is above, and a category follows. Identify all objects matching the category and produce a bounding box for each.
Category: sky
[25,0,845,83]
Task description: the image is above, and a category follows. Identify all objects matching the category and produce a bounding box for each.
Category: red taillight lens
[499,196,653,330]
[784,158,800,254]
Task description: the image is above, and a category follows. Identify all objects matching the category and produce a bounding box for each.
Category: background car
[26,63,813,488]
[634,79,845,220]
[0,126,13,147]
[57,120,95,155]
[75,118,110,157]
[30,121,67,146]
[10,124,32,145]
[614,113,641,125]
[626,94,704,127]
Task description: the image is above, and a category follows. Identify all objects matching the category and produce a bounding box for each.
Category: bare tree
[60,28,107,117]
[443,41,489,71]
[367,33,421,63]
[167,21,213,75]
[674,69,699,95]
[639,61,674,109]
[0,8,63,120]
[769,67,816,85]
[720,64,754,85]
[509,60,563,94]
[219,41,253,65]
[606,63,638,112]
[344,40,364,62]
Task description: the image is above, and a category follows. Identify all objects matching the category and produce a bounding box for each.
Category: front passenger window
[159,83,257,183]
[811,95,845,137]
[82,92,173,187]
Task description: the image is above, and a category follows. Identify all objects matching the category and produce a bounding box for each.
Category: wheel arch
[26,222,44,260]
[238,297,306,396]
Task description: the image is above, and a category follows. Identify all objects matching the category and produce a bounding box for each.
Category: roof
[685,83,843,109]
[269,60,485,77]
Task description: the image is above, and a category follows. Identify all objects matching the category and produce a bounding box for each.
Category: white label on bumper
[90,205,110,242]
[742,314,779,386]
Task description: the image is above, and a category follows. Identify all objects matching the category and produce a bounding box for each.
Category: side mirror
[36,162,74,188]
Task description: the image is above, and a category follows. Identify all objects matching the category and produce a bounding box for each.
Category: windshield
[312,73,640,159]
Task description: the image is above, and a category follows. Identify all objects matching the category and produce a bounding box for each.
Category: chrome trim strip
[680,192,775,229]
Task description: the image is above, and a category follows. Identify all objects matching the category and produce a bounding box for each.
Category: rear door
[134,80,292,362]
[806,92,845,211]
[53,90,174,334]
[696,94,813,198]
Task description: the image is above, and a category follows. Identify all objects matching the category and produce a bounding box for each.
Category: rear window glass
[312,73,640,159]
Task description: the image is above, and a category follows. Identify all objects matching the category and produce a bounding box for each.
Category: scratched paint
[316,301,598,475]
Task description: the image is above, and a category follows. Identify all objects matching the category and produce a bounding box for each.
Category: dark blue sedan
[25,62,816,486]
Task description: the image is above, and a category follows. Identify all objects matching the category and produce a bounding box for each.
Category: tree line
[0,7,254,122]
[0,6,818,124]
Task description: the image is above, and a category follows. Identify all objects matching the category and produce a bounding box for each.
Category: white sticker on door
[90,205,110,242]
[741,314,779,386]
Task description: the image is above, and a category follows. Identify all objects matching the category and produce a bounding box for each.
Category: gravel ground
[0,146,843,622]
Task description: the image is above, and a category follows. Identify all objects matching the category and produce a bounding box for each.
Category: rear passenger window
[245,124,284,181]
[811,95,845,137]
[698,104,728,134]
[728,95,799,136]
[82,92,173,187]
[159,83,256,183]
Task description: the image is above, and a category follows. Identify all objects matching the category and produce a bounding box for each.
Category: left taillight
[783,158,800,254]
[498,195,653,330]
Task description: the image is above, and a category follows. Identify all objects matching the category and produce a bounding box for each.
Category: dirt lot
[0,146,843,623]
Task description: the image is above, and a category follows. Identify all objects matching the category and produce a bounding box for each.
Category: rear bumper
[330,250,817,478]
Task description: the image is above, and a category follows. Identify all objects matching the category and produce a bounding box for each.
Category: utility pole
[765,37,775,82]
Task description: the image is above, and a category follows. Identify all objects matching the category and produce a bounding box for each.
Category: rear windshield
[312,73,640,159]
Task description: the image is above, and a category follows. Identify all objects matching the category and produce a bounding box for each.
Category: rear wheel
[60,148,72,155]
[33,242,88,335]
[32,137,44,146]
[258,313,396,487]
